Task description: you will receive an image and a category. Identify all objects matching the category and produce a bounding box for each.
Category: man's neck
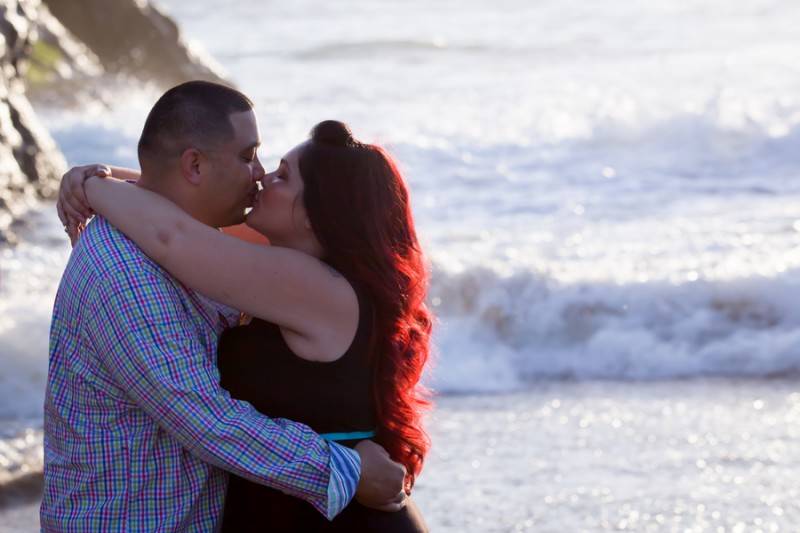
[137,176,215,227]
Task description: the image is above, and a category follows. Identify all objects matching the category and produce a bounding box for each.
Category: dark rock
[0,0,68,243]
[0,472,43,509]
[0,0,229,243]
[42,0,227,88]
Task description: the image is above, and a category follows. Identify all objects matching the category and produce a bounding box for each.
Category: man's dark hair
[137,80,253,167]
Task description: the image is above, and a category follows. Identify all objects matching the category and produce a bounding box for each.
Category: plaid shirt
[41,217,360,532]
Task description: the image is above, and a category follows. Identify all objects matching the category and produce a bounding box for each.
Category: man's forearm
[88,272,344,517]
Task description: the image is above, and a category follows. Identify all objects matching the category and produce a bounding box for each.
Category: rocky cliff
[0,0,227,243]
[42,0,226,89]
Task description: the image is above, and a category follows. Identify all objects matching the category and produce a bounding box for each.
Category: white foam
[0,210,71,419]
[427,263,800,392]
[3,0,798,409]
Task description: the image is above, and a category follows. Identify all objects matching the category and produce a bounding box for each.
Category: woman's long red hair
[299,121,432,486]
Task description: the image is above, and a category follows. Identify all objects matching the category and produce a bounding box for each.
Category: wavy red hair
[299,121,432,487]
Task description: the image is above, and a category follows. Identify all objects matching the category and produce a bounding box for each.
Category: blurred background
[1,0,800,530]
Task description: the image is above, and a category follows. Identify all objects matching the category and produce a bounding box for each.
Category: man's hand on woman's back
[354,440,408,511]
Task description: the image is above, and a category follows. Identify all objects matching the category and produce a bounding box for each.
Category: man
[44,81,406,531]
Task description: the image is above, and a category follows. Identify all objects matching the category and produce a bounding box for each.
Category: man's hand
[354,440,408,512]
[56,164,110,245]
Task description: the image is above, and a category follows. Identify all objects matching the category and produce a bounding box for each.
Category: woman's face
[245,141,312,247]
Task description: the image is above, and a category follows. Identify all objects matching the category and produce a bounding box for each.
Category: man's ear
[304,216,313,231]
[179,148,203,186]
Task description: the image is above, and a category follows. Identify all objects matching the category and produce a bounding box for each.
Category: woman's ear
[179,148,203,185]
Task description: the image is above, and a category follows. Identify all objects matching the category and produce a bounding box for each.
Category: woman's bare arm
[83,176,358,360]
[108,166,141,181]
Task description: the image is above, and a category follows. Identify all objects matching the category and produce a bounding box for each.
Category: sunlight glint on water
[2,0,800,529]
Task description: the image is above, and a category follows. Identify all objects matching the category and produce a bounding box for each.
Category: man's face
[201,109,265,227]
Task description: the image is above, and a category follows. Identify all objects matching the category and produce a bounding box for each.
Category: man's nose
[252,157,266,181]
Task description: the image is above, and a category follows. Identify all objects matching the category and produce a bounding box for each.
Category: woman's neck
[267,234,324,259]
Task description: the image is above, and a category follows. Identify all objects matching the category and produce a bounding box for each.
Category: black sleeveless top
[217,284,427,533]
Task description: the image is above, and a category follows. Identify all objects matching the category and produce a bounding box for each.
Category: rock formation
[0,0,228,243]
[42,0,226,89]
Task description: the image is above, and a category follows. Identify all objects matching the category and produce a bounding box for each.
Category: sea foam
[429,263,800,392]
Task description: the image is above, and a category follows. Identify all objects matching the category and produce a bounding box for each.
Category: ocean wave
[396,97,800,170]
[427,264,800,392]
[293,39,489,61]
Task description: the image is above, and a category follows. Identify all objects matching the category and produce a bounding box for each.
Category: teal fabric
[321,430,377,442]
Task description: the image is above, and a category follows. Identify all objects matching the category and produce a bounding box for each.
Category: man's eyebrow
[242,142,261,152]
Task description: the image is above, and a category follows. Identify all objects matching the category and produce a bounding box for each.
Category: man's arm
[84,266,359,519]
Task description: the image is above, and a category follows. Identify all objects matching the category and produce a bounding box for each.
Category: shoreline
[4,378,800,531]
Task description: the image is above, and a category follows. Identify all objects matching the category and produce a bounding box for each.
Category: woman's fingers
[59,164,104,220]
[61,199,85,227]
[71,166,103,217]
[391,490,407,505]
[65,191,91,220]
[68,178,92,218]
[94,165,111,177]
[56,199,67,227]
[373,491,408,512]
[66,220,87,247]
[59,168,83,216]
[67,223,80,247]
[61,183,87,218]
[57,163,111,243]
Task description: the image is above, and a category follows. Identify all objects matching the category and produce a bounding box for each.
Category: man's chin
[218,212,247,229]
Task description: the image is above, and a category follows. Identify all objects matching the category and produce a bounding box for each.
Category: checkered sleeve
[326,442,362,518]
[84,267,358,518]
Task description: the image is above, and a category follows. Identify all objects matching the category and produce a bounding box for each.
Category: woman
[58,120,431,532]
